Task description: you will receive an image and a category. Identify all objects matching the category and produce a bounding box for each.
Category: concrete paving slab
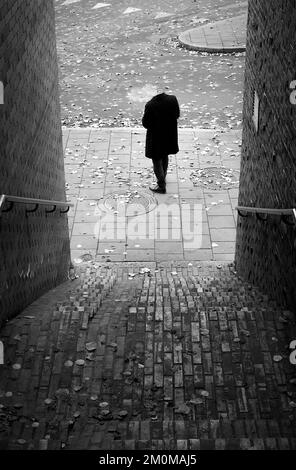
[64,127,241,262]
[179,14,247,53]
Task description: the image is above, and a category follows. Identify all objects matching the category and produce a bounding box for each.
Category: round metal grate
[98,190,157,217]
[190,166,240,190]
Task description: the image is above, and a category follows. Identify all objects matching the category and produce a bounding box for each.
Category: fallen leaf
[279,316,288,323]
[75,359,85,366]
[200,329,209,335]
[189,398,204,405]
[13,403,23,409]
[85,343,96,355]
[240,329,250,337]
[86,353,94,361]
[175,404,191,415]
[140,267,150,274]
[122,371,132,377]
[44,398,53,405]
[273,355,283,362]
[55,388,70,397]
[99,402,109,408]
[64,360,74,367]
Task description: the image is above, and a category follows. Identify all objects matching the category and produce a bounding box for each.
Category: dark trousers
[152,155,168,189]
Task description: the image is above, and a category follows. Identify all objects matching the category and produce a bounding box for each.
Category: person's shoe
[149,185,166,194]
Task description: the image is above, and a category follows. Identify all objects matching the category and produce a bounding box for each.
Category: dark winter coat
[142,93,180,160]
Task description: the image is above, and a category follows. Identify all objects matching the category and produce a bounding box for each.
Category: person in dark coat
[142,91,180,194]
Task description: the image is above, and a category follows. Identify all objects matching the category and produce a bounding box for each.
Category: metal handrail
[0,194,73,215]
[236,206,296,224]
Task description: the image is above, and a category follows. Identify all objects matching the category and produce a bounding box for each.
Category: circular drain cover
[98,190,157,216]
[190,166,240,190]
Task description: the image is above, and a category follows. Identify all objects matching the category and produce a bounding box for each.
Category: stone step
[84,437,296,451]
[6,435,295,450]
[0,261,295,450]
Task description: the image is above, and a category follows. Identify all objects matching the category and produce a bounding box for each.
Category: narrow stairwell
[0,261,296,450]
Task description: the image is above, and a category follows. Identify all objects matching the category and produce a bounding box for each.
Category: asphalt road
[55,0,247,129]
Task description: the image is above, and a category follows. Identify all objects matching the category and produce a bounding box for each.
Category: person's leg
[162,155,169,178]
[152,158,166,189]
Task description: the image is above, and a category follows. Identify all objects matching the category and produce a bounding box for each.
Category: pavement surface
[55,0,247,129]
[0,261,296,450]
[64,128,241,264]
[179,14,247,53]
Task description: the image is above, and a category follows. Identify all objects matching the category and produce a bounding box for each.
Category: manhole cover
[98,190,157,216]
[190,166,240,190]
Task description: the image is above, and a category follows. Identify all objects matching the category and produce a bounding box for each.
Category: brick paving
[179,14,247,53]
[0,260,296,450]
[64,128,241,264]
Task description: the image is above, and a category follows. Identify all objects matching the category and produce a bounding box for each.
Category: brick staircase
[0,261,296,450]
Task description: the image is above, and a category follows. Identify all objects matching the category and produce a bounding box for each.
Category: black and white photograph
[0,0,296,462]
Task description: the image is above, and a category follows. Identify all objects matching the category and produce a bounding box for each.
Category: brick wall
[235,0,296,310]
[0,0,70,325]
